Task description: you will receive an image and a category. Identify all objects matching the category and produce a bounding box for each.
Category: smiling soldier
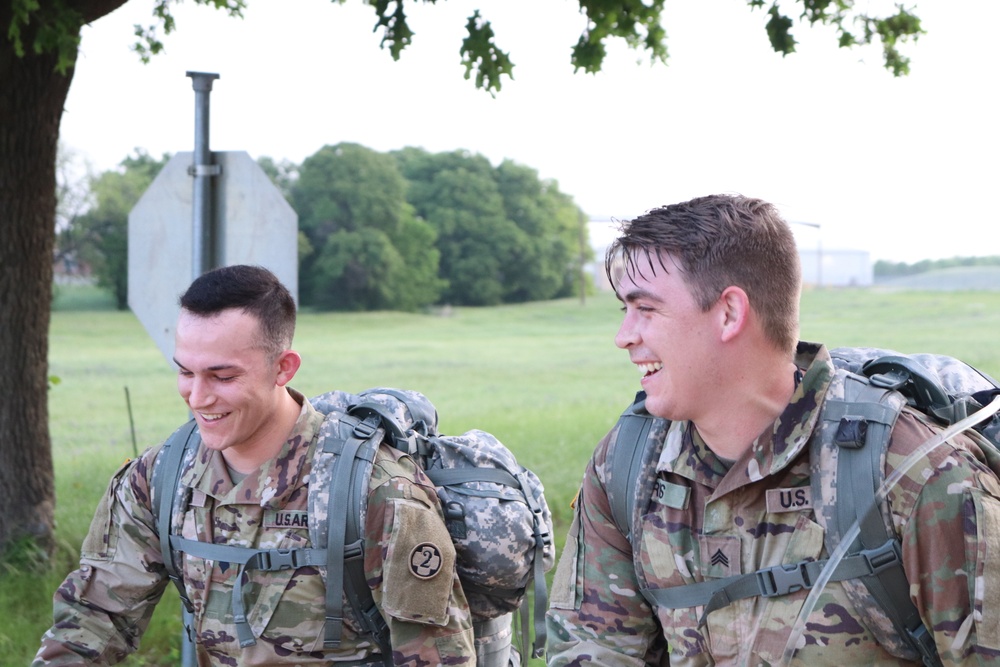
[35,264,474,666]
[545,194,1000,666]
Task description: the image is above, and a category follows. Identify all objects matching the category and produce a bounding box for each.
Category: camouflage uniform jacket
[34,389,475,666]
[546,343,1000,666]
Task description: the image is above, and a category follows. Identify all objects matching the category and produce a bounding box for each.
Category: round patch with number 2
[408,542,443,579]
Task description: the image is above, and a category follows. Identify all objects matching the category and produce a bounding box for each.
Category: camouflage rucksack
[604,347,1000,667]
[152,387,555,666]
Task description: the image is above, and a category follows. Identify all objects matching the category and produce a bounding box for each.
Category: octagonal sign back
[128,151,298,364]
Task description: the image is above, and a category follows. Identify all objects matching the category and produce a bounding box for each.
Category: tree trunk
[0,0,128,558]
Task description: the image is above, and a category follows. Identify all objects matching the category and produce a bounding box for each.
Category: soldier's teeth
[201,413,224,421]
[638,362,663,376]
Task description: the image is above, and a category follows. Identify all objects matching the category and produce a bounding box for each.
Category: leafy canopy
[393,147,586,306]
[293,142,446,311]
[7,0,245,74]
[370,0,923,87]
[8,0,924,88]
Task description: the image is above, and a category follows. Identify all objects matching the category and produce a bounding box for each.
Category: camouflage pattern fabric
[317,387,555,619]
[34,389,474,666]
[421,428,555,619]
[829,346,999,396]
[546,343,1000,665]
[315,387,555,657]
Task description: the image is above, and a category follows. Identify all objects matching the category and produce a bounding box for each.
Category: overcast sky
[60,0,999,263]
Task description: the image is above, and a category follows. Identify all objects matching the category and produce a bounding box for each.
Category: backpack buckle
[353,415,380,439]
[835,416,868,449]
[859,539,903,576]
[756,561,813,597]
[259,548,299,571]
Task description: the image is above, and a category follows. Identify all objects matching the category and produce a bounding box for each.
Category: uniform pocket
[197,554,331,653]
[969,485,1000,650]
[548,494,582,610]
[81,460,134,560]
[258,567,329,653]
[754,512,825,665]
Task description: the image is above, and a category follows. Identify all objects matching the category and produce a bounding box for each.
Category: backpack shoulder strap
[629,371,941,666]
[154,420,333,649]
[606,391,665,541]
[315,411,392,664]
[150,419,199,614]
[812,370,942,667]
[618,389,888,620]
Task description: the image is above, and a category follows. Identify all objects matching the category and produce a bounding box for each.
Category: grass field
[4,284,999,665]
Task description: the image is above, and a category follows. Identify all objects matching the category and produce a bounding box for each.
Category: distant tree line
[874,256,1000,278]
[56,149,168,309]
[58,143,591,311]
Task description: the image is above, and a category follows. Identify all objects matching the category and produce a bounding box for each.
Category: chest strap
[171,537,329,647]
[641,538,902,628]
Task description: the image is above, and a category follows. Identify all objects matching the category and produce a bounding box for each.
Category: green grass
[5,285,1000,665]
[52,281,119,311]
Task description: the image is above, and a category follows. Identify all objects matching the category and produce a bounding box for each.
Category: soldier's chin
[199,434,228,451]
[644,397,680,421]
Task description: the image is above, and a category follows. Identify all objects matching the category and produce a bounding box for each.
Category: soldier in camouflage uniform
[34,264,474,666]
[545,194,1000,665]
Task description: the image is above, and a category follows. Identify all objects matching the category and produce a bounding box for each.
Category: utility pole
[187,71,221,277]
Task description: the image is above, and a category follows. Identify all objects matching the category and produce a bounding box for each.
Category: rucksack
[150,387,554,665]
[604,347,1000,667]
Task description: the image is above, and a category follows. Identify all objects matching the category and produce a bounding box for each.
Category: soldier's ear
[275,350,301,386]
[717,286,750,343]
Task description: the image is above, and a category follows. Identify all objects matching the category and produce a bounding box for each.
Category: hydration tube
[780,393,1000,665]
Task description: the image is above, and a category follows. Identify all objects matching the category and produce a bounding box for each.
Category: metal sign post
[183,70,220,667]
[187,71,221,278]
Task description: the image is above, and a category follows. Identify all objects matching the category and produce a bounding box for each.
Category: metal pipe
[186,71,220,279]
[182,71,220,666]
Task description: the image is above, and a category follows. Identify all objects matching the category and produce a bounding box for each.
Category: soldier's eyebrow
[619,287,662,305]
[172,358,241,373]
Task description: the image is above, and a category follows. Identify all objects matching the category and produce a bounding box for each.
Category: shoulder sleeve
[363,447,475,665]
[34,447,170,666]
[545,431,665,666]
[888,410,1000,664]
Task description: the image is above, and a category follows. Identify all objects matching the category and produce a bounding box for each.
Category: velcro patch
[765,487,812,513]
[700,535,741,578]
[189,489,208,508]
[264,510,309,529]
[382,498,455,625]
[651,479,690,510]
[409,542,444,579]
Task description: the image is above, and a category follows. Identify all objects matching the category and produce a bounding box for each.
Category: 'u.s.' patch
[765,487,812,513]
[409,542,444,579]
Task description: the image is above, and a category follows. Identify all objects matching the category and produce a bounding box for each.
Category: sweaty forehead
[612,247,685,285]
[175,310,262,360]
[177,308,263,336]
[612,249,675,288]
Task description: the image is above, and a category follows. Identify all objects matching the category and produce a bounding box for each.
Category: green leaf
[460,11,513,94]
[765,4,797,56]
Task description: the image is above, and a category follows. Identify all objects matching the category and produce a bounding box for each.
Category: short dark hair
[606,194,801,354]
[179,264,296,357]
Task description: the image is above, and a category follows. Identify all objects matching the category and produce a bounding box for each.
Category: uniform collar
[659,342,835,489]
[181,388,326,508]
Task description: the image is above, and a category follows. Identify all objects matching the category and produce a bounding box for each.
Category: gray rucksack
[152,387,554,665]
[604,347,1000,667]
